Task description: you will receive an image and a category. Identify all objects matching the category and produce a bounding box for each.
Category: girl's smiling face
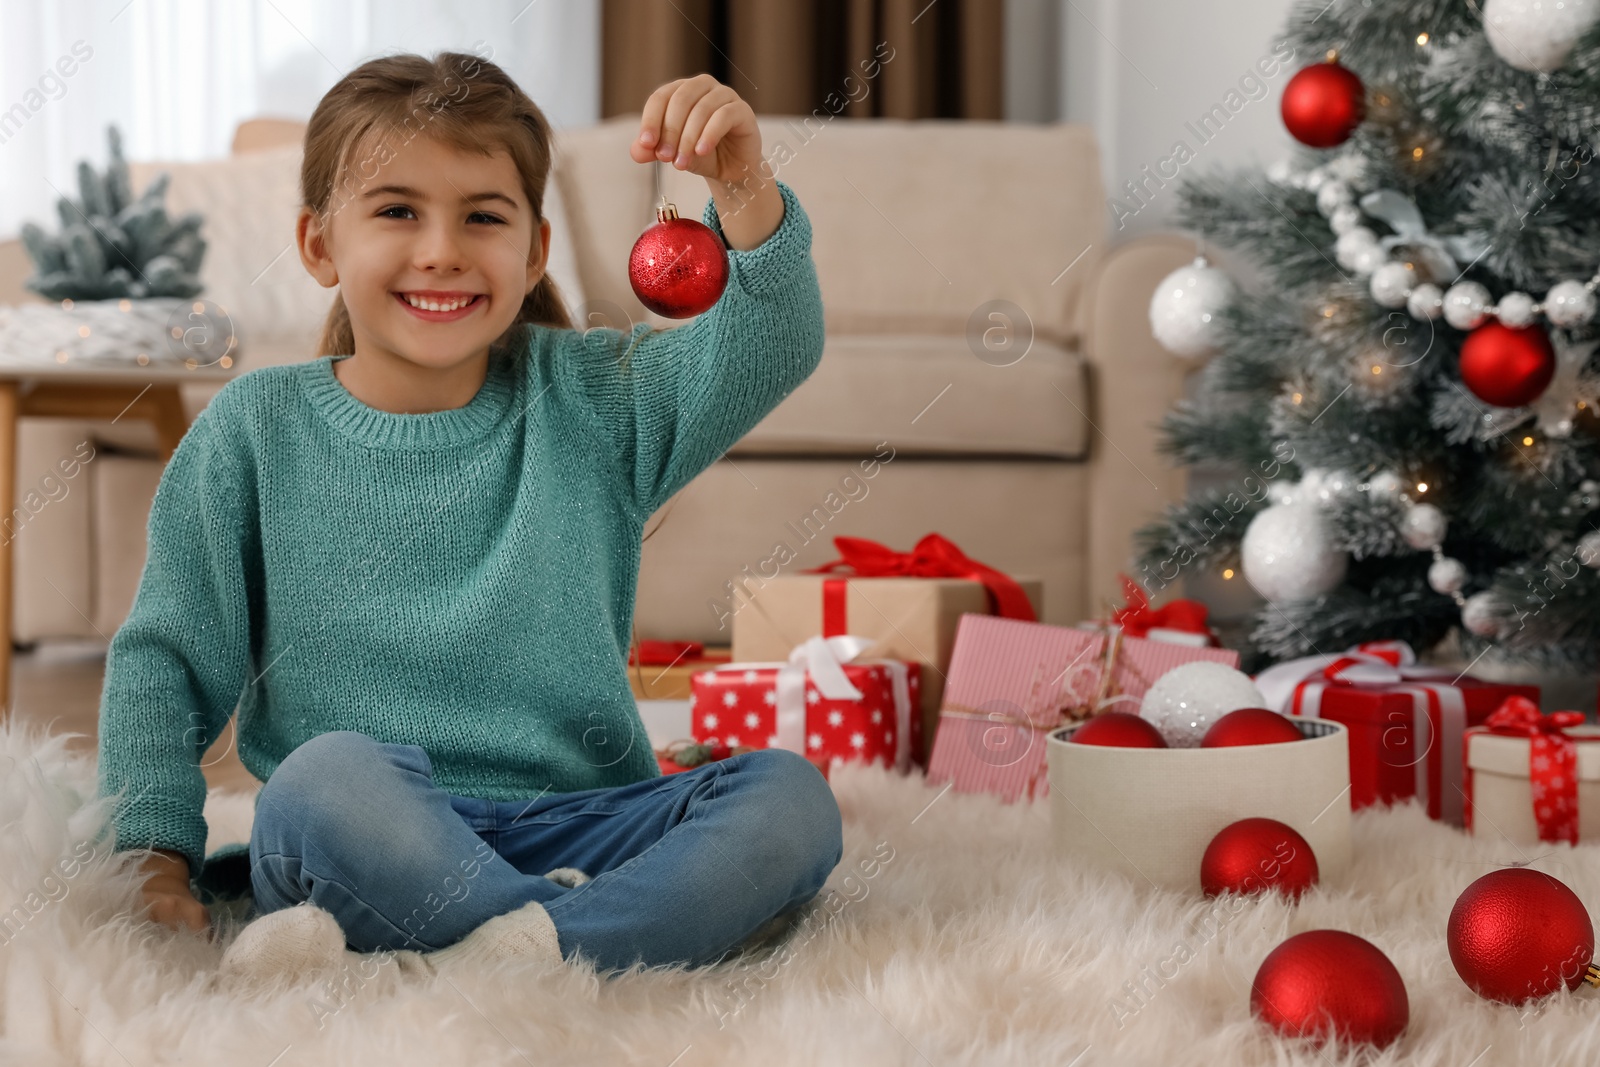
[297,132,550,374]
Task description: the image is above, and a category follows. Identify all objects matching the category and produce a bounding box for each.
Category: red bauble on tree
[1069,711,1168,748]
[628,197,730,318]
[1201,707,1304,747]
[1201,817,1319,899]
[1251,930,1409,1049]
[1458,322,1557,408]
[1281,54,1366,148]
[1448,868,1599,1003]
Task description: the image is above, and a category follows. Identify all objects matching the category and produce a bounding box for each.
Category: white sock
[426,899,564,973]
[544,867,591,888]
[218,901,348,987]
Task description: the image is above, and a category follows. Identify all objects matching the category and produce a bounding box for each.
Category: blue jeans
[247,730,843,974]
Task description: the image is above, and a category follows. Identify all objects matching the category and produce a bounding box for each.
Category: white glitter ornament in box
[1149,257,1235,359]
[1240,502,1349,603]
[1138,662,1267,748]
[1484,0,1600,72]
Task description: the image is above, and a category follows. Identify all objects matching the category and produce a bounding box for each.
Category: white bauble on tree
[1150,256,1236,359]
[1240,502,1349,603]
[1484,0,1600,72]
[1139,662,1267,748]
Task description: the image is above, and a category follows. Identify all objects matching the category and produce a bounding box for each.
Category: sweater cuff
[700,179,812,299]
[109,792,208,885]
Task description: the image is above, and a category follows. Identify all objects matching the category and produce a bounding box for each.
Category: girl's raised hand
[631,74,763,187]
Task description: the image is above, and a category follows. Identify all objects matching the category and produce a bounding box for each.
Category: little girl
[95,51,837,983]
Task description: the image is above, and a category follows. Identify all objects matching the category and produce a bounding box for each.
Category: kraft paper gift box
[727,535,1041,767]
[923,613,1239,804]
[1254,641,1540,827]
[1464,696,1600,845]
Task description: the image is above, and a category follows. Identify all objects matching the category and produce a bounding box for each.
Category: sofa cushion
[729,333,1088,459]
[559,115,1108,345]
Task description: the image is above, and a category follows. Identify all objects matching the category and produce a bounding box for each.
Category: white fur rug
[4,718,1600,1066]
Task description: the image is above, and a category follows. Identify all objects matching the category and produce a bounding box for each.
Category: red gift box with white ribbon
[689,635,922,773]
[1254,641,1540,826]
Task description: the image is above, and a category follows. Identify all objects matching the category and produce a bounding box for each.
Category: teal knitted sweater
[97,179,824,884]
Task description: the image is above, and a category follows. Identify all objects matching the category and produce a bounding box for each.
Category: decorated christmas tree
[1138,0,1600,673]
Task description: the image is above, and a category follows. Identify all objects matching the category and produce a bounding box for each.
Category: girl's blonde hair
[301,50,575,358]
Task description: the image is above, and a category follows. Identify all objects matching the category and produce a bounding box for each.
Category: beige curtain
[601,0,1003,121]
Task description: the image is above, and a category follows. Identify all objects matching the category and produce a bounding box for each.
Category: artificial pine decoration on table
[1139,0,1600,674]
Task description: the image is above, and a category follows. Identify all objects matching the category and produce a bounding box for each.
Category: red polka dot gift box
[689,634,922,775]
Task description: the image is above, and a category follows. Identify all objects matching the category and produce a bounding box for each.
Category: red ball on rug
[1251,930,1409,1049]
[1448,867,1596,1003]
[1201,817,1319,899]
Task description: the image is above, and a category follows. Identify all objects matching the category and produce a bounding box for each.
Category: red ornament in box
[689,635,921,773]
[1251,930,1408,1049]
[1201,708,1303,747]
[1255,641,1538,825]
[629,197,729,318]
[1448,868,1598,1003]
[1458,322,1556,408]
[1070,711,1168,749]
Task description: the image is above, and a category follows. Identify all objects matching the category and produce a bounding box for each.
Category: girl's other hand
[630,74,764,187]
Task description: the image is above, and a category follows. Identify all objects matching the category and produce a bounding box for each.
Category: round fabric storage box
[1045,717,1352,891]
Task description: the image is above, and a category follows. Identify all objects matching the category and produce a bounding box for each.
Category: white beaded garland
[1138,662,1267,748]
[1370,262,1417,309]
[1544,279,1596,328]
[1335,228,1380,272]
[1428,556,1467,595]
[1368,470,1404,496]
[1461,592,1503,638]
[1407,283,1444,321]
[1443,282,1493,330]
[1149,257,1236,359]
[1495,291,1538,328]
[1316,181,1354,216]
[1240,502,1349,603]
[1401,502,1448,550]
[1328,204,1363,236]
[1579,529,1600,568]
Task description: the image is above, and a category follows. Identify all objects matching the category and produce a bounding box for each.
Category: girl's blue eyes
[377,205,505,225]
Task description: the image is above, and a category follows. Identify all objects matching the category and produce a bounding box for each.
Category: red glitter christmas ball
[1201,817,1319,899]
[1069,712,1169,748]
[628,200,729,318]
[1447,868,1595,1003]
[1251,930,1409,1049]
[1200,707,1305,747]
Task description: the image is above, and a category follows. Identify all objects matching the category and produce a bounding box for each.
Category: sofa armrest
[1077,231,1199,613]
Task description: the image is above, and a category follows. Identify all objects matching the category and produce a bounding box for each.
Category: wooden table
[0,361,236,708]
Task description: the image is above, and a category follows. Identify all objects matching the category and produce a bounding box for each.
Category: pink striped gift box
[925,614,1240,803]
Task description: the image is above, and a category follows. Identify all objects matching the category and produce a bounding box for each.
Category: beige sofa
[0,114,1196,647]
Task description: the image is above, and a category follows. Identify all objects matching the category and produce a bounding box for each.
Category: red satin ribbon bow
[804,533,1037,621]
[1111,574,1212,639]
[1482,695,1587,844]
